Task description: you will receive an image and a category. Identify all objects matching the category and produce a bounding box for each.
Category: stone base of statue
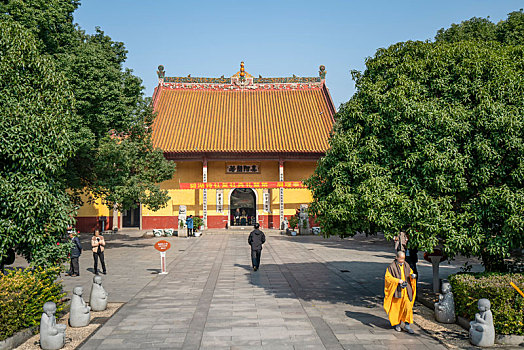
[40,302,66,350]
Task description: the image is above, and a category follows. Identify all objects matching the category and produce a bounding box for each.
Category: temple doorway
[122,204,140,228]
[230,188,256,226]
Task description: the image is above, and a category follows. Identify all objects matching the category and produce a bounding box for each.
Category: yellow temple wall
[77,159,319,229]
[75,193,115,232]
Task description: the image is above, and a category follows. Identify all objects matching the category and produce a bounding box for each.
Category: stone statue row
[434,282,495,347]
[40,275,108,350]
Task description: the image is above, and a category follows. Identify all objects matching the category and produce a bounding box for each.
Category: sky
[74,0,522,109]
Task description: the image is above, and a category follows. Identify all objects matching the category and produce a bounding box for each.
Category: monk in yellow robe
[384,250,417,334]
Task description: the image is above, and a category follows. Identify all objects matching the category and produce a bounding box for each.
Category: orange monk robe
[383,263,417,326]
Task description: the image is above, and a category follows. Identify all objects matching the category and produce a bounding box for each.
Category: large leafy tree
[0,20,76,263]
[306,40,524,271]
[0,0,175,212]
[60,27,175,211]
[0,0,174,265]
[436,9,524,45]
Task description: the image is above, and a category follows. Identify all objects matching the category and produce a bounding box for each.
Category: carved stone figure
[40,301,66,350]
[69,287,91,327]
[434,282,456,323]
[469,298,495,347]
[89,275,108,311]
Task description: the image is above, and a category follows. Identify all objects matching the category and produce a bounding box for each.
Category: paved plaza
[48,229,483,350]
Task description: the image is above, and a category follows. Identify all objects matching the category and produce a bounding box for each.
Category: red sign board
[179,181,307,190]
[154,240,171,252]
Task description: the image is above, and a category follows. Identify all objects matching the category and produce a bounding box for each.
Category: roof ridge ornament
[157,65,166,83]
[231,61,253,87]
[240,61,245,80]
[319,65,326,80]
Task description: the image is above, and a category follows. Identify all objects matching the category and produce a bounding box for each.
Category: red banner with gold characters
[179,181,307,189]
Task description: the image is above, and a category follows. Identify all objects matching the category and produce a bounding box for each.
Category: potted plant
[193,217,204,236]
[288,216,299,236]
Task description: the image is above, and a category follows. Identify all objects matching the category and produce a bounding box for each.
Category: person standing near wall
[91,230,107,275]
[186,215,194,237]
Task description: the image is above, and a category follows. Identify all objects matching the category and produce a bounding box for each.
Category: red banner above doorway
[179,181,306,189]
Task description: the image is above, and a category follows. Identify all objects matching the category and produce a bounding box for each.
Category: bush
[449,272,524,335]
[30,240,73,269]
[288,216,299,230]
[0,267,66,341]
[193,217,204,229]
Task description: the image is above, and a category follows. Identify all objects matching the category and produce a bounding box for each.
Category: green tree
[0,20,76,264]
[1,0,175,211]
[436,9,524,45]
[435,17,497,43]
[0,0,175,265]
[306,40,524,271]
[61,27,175,211]
[0,0,80,54]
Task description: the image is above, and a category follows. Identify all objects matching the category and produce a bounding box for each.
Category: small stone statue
[40,301,66,350]
[69,287,91,327]
[470,298,495,347]
[434,282,456,323]
[89,275,108,311]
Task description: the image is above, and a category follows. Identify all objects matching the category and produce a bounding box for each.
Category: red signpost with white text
[154,240,171,275]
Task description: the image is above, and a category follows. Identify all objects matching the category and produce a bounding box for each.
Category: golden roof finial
[240,61,245,78]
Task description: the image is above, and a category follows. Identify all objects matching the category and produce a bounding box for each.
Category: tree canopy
[0,19,76,263]
[435,9,524,45]
[0,0,175,265]
[0,0,175,211]
[307,15,524,270]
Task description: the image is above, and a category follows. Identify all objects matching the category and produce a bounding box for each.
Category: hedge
[0,267,66,341]
[449,272,524,335]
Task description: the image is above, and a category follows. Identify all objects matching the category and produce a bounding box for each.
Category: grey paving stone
[71,231,477,350]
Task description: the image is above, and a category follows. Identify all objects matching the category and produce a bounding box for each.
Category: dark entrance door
[122,205,140,228]
[230,189,256,226]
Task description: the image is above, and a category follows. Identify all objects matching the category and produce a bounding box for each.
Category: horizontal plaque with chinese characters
[226,162,260,174]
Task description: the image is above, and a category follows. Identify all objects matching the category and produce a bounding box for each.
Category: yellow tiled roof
[151,85,335,153]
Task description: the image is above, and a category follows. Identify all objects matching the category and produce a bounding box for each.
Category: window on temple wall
[226,162,260,174]
[216,189,223,213]
[263,189,270,213]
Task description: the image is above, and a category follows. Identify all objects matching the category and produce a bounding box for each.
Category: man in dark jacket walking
[68,228,82,277]
[248,223,265,271]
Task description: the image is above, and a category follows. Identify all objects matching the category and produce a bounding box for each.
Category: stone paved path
[62,230,195,302]
[76,231,475,350]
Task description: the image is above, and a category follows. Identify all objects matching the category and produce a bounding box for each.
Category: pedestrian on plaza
[68,229,82,277]
[394,231,408,252]
[91,230,107,275]
[405,246,419,277]
[186,215,194,237]
[248,223,265,271]
[384,251,417,334]
[235,208,241,226]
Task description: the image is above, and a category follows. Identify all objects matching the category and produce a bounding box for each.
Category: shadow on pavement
[234,260,390,303]
[344,310,392,329]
